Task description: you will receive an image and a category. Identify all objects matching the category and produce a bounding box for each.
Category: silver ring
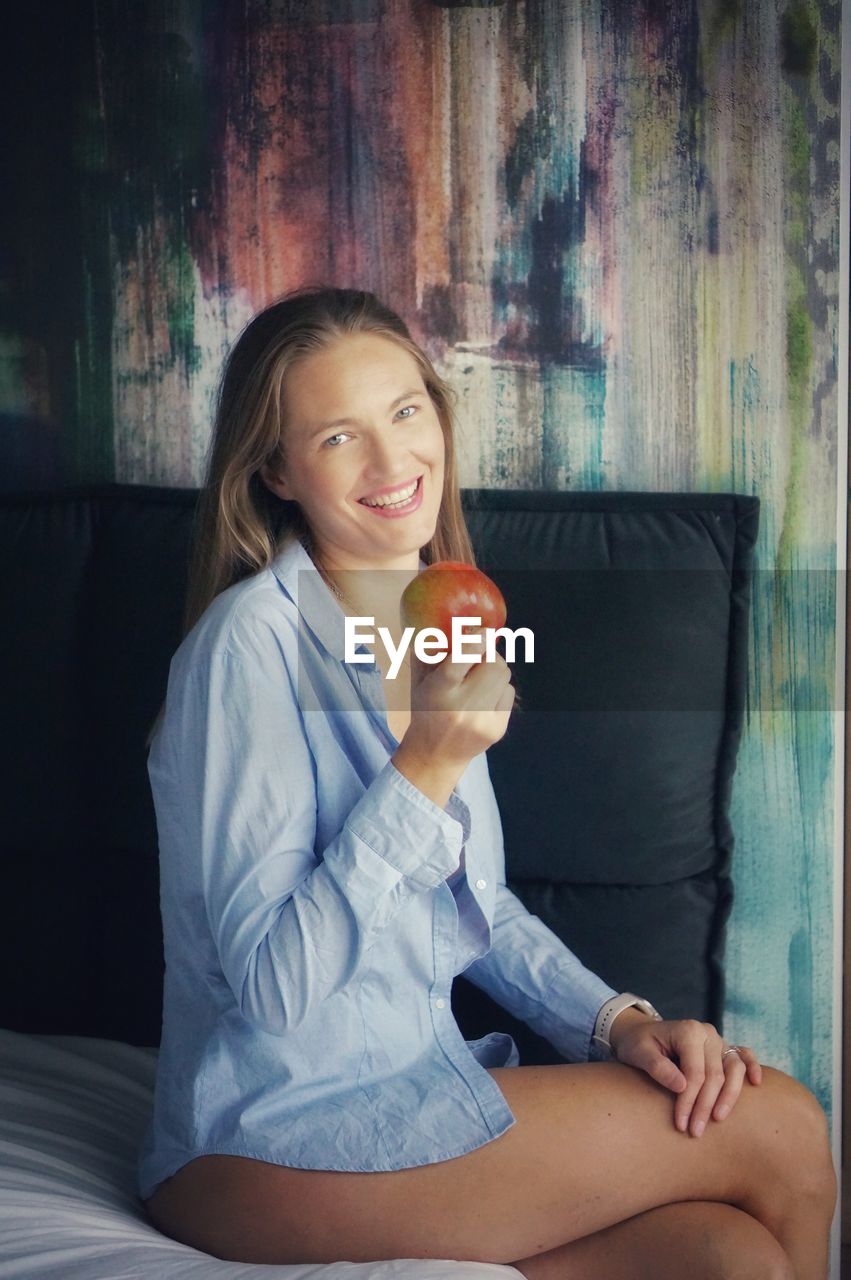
[722,1045,745,1062]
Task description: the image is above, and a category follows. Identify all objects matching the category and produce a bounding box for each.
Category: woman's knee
[709,1208,795,1280]
[513,1201,794,1280]
[739,1242,795,1280]
[744,1066,836,1211]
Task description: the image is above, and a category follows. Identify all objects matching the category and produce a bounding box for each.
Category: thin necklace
[317,562,352,613]
[303,534,350,610]
[304,537,411,672]
[324,569,411,675]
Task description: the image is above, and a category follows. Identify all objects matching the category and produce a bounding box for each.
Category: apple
[400,560,507,636]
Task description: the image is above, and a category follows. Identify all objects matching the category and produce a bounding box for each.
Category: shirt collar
[270,536,426,664]
[270,537,349,661]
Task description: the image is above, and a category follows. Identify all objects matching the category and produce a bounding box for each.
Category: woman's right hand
[392,633,515,808]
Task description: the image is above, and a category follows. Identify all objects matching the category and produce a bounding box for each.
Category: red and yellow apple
[400,561,507,635]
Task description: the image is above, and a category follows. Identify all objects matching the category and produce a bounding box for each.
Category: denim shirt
[137,537,617,1201]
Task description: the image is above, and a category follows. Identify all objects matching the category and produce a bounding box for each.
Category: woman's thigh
[144,1061,816,1267]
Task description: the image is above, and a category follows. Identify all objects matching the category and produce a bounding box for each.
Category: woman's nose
[362,432,411,481]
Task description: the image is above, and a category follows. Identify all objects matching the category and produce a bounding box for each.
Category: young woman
[139,287,836,1279]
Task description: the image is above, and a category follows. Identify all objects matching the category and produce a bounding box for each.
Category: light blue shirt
[137,537,617,1201]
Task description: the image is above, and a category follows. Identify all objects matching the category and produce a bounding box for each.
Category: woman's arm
[458,754,618,1060]
[151,640,465,1037]
[462,755,762,1134]
[462,880,618,1061]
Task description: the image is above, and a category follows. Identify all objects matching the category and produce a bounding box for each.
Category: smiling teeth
[361,479,419,508]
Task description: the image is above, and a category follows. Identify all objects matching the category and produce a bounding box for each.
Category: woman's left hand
[608,1012,763,1137]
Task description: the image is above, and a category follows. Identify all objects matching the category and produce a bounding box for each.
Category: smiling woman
[259,333,445,570]
[139,286,835,1278]
[175,289,477,647]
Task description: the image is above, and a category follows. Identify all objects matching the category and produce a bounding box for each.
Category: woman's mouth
[358,476,424,518]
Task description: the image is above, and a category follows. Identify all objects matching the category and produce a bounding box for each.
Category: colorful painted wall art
[2,1,844,1137]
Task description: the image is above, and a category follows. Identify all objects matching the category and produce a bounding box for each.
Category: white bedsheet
[0,1030,521,1279]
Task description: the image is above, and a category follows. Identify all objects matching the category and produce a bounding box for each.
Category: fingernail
[715,1104,729,1120]
[693,1120,705,1137]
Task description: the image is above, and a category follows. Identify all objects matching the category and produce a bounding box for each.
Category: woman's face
[262,333,446,571]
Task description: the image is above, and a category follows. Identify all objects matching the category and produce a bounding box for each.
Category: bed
[0,1031,521,1279]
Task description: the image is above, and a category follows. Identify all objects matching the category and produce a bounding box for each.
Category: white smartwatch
[592,992,663,1058]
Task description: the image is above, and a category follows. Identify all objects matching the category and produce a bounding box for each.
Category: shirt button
[435,998,446,1009]
[475,878,487,890]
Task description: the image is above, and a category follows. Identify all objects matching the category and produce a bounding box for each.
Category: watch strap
[592,992,663,1058]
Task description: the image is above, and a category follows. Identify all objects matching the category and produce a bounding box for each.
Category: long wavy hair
[146,286,478,746]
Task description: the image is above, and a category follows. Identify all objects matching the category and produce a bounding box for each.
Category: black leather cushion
[452,492,757,1062]
[0,487,197,1044]
[0,485,757,1053]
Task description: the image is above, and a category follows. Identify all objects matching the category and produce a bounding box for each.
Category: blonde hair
[147,286,478,745]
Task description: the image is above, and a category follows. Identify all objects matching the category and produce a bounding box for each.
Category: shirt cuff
[344,759,470,889]
[543,965,619,1063]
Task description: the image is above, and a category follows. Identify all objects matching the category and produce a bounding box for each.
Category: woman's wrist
[608,1006,658,1057]
[391,743,466,810]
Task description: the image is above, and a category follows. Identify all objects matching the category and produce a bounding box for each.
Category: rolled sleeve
[346,761,469,889]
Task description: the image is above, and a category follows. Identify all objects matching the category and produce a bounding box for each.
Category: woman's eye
[322,407,416,446]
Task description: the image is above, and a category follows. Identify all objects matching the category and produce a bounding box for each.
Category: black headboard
[0,485,758,1056]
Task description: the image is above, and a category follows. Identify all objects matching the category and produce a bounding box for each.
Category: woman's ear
[259,461,292,501]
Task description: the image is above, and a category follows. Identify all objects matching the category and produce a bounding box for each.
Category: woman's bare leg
[513,1201,793,1280]
[145,1063,835,1276]
[492,1063,833,1280]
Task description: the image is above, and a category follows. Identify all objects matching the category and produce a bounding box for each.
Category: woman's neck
[309,547,420,640]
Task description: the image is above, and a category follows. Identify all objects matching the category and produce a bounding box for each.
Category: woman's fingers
[612,1016,764,1139]
[711,1052,748,1122]
[737,1044,763,1087]
[495,682,517,712]
[676,1034,762,1136]
[712,1046,763,1121]
[611,1018,762,1141]
[407,629,515,763]
[713,1044,762,1096]
[671,1023,716,1135]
